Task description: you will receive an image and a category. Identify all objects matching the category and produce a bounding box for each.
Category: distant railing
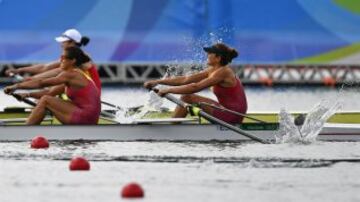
[1,63,360,86]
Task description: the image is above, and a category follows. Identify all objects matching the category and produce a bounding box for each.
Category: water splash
[114,72,172,123]
[275,100,341,144]
[165,27,235,76]
[114,93,166,124]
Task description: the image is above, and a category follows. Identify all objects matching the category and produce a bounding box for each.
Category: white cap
[55,29,82,43]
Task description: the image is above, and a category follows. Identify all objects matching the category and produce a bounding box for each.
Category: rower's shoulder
[60,69,80,78]
[82,61,94,69]
[211,66,233,76]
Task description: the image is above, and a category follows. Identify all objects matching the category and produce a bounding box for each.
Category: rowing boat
[1,120,360,142]
[1,109,360,141]
[3,109,360,123]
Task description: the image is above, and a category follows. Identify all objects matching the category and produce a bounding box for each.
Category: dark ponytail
[65,46,91,67]
[219,46,238,66]
[76,36,90,47]
[229,49,238,59]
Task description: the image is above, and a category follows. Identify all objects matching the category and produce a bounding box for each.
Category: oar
[101,100,124,111]
[11,93,37,107]
[197,102,267,123]
[152,88,269,144]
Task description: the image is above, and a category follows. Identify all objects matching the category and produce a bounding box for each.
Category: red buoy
[69,157,90,171]
[121,182,144,198]
[31,136,49,149]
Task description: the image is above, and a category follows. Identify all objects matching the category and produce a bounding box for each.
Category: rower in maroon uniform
[5,28,102,95]
[4,46,101,125]
[144,43,247,124]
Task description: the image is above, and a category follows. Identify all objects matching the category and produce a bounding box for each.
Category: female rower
[4,46,101,125]
[144,43,247,124]
[5,29,102,94]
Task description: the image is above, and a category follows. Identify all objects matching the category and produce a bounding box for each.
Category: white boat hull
[1,123,360,142]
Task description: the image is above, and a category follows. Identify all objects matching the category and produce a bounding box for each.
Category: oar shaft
[11,93,36,107]
[101,100,123,111]
[156,89,269,144]
[198,110,269,143]
[198,102,267,123]
[163,93,188,108]
[100,110,116,119]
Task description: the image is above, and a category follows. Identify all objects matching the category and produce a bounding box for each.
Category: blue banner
[0,0,359,64]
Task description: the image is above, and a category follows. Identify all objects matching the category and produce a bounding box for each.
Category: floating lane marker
[30,135,49,149]
[121,182,144,198]
[69,157,90,171]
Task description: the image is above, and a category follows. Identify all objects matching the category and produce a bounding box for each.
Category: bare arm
[31,67,62,79]
[8,61,60,75]
[161,70,227,95]
[144,69,209,88]
[166,76,222,94]
[15,71,72,90]
[28,85,65,99]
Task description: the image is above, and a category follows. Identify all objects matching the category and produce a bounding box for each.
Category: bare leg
[26,99,47,125]
[27,95,80,125]
[173,94,220,118]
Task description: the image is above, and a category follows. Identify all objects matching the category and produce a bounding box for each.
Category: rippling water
[0,141,359,202]
[1,86,360,201]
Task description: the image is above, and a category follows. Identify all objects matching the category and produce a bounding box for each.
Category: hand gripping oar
[152,88,269,144]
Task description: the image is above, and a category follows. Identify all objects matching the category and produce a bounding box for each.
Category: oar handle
[8,73,24,82]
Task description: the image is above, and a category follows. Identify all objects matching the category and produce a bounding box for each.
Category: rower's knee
[38,95,52,106]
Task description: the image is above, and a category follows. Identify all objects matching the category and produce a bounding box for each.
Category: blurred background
[0,0,360,94]
[1,2,360,202]
[1,0,360,63]
[1,0,360,85]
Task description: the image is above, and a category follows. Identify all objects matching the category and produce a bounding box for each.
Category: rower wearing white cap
[55,29,84,44]
[5,29,101,94]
